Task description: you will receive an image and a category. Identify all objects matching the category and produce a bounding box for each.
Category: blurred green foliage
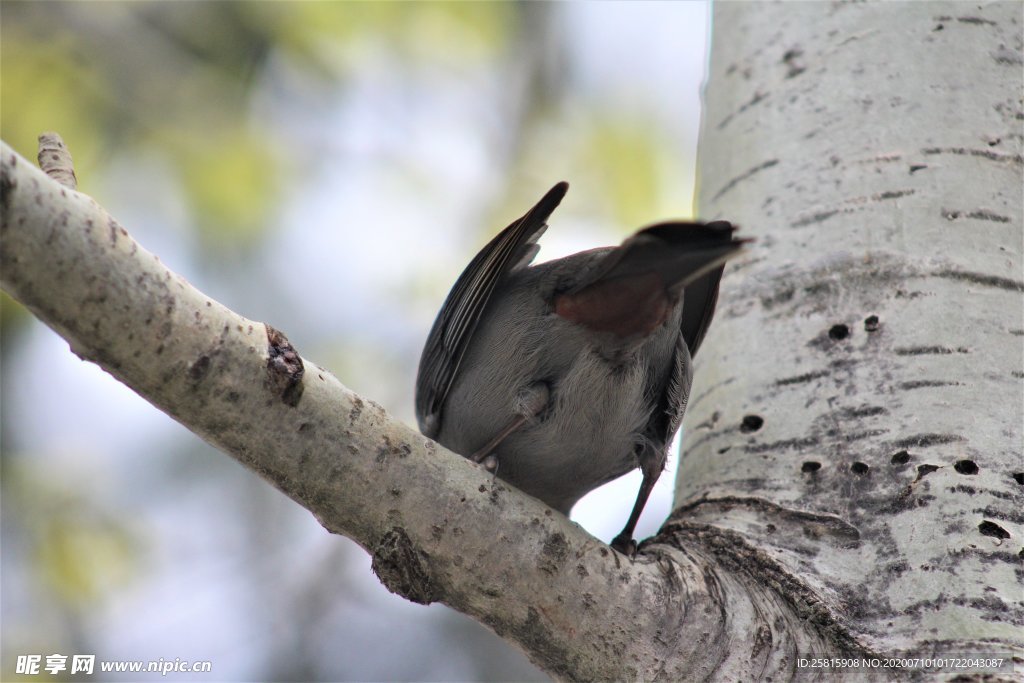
[251,1,515,63]
[581,118,663,228]
[0,26,110,174]
[1,2,684,246]
[3,2,280,245]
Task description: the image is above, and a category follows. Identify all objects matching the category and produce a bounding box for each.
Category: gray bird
[416,182,745,554]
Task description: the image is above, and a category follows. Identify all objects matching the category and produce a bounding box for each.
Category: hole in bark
[916,464,939,480]
[1012,472,1024,485]
[801,461,821,473]
[890,450,911,465]
[864,315,880,332]
[851,461,869,475]
[953,459,979,475]
[718,446,731,454]
[828,324,850,340]
[978,521,1010,540]
[740,415,764,433]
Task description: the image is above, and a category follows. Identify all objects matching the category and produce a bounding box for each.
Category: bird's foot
[610,533,638,557]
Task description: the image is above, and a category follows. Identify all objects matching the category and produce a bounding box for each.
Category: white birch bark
[685,0,1023,669]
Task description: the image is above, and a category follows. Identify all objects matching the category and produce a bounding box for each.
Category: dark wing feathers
[675,221,746,357]
[679,263,723,359]
[415,182,569,436]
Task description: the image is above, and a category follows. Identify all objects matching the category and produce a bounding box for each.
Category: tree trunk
[1,2,1021,681]
[683,0,1023,673]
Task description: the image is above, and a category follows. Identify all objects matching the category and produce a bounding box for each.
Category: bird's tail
[554,221,749,352]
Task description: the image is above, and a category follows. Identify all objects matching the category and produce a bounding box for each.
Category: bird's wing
[415,182,569,437]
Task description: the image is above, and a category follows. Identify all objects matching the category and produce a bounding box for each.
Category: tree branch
[1,139,748,680]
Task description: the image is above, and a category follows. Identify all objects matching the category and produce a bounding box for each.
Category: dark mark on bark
[915,464,940,480]
[838,405,887,419]
[775,369,829,386]
[371,527,438,604]
[782,47,806,78]
[894,345,969,356]
[873,189,914,201]
[882,486,934,513]
[188,354,212,383]
[956,16,995,25]
[943,208,1011,223]
[0,159,16,216]
[899,380,959,390]
[489,483,504,506]
[266,324,304,407]
[717,91,769,130]
[377,435,411,463]
[539,532,569,575]
[745,436,820,453]
[791,209,839,228]
[759,286,794,310]
[922,147,1024,164]
[712,159,778,201]
[967,209,1010,222]
[349,396,363,424]
[841,429,888,443]
[893,433,964,448]
[937,268,1024,292]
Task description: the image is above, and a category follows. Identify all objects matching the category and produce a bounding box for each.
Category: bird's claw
[610,533,638,557]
